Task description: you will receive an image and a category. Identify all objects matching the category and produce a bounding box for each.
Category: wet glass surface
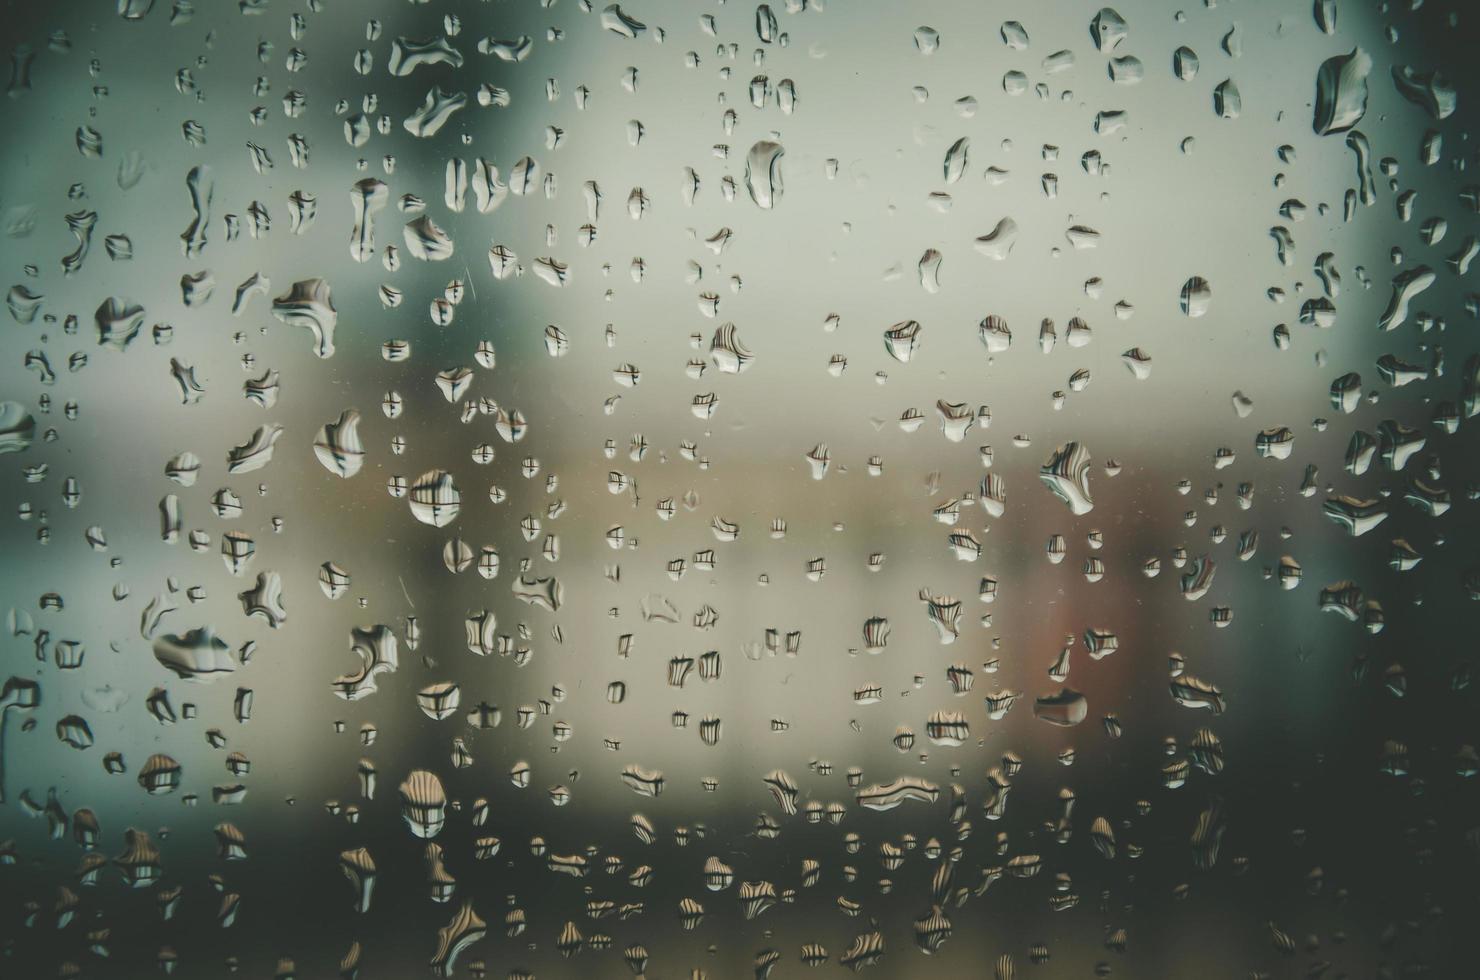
[1,1,1479,976]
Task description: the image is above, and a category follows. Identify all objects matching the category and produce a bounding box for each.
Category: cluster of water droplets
[1,0,1479,977]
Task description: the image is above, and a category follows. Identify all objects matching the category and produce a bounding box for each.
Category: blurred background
[1,0,1477,976]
